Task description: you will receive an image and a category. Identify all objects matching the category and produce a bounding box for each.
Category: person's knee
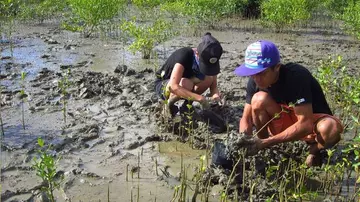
[179,78,194,90]
[316,118,342,148]
[251,91,270,109]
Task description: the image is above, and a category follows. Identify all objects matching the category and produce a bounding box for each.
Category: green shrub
[120,17,175,59]
[236,0,263,18]
[260,0,312,31]
[323,0,351,17]
[340,1,360,39]
[132,0,164,8]
[65,0,126,37]
[316,55,360,127]
[18,0,67,23]
[160,0,239,26]
[33,138,62,202]
[0,0,21,19]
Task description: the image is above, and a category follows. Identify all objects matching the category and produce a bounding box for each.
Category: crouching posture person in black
[154,32,223,116]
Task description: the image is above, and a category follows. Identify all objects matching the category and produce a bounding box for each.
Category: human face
[251,64,280,89]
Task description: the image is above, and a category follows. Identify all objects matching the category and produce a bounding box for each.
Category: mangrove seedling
[20,71,26,130]
[32,138,61,202]
[58,69,71,127]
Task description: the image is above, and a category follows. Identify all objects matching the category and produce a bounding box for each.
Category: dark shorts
[155,79,169,100]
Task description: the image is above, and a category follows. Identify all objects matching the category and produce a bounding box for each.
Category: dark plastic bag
[211,139,233,170]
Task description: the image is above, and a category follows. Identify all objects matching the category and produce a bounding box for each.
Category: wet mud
[1,19,360,201]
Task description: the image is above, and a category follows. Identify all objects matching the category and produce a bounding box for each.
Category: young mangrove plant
[340,1,360,40]
[32,137,61,202]
[20,71,26,130]
[0,0,19,56]
[65,0,126,37]
[58,69,71,127]
[120,17,175,59]
[18,0,67,23]
[260,0,313,32]
[0,86,5,136]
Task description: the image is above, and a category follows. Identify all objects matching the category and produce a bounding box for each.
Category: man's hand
[246,137,264,156]
[239,117,253,136]
[211,93,221,102]
[199,96,211,110]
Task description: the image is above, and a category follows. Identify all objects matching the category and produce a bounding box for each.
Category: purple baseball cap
[234,40,280,76]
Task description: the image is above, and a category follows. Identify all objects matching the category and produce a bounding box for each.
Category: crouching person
[234,40,343,167]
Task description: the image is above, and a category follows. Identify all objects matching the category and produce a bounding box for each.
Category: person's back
[155,47,195,81]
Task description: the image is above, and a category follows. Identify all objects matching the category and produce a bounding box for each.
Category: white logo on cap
[209,57,218,64]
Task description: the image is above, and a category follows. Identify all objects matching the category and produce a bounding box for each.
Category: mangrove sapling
[33,138,61,202]
[191,155,206,202]
[137,181,140,202]
[20,71,26,130]
[107,184,110,202]
[0,86,5,136]
[221,103,295,201]
[183,101,195,146]
[154,158,158,176]
[137,151,141,178]
[66,0,126,38]
[58,69,71,127]
[322,149,335,194]
[120,18,175,59]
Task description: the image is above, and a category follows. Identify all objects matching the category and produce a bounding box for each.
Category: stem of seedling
[137,151,140,178]
[126,164,129,181]
[20,71,26,130]
[155,158,158,176]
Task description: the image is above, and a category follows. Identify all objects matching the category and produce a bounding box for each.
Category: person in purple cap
[155,32,223,116]
[234,40,343,167]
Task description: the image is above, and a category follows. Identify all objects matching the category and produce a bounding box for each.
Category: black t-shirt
[246,63,332,115]
[155,47,196,80]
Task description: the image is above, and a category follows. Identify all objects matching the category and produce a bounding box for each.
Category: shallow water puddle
[158,141,208,180]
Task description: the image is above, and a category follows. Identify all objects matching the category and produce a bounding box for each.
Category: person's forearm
[239,103,253,135]
[210,88,219,96]
[170,84,203,102]
[263,120,313,148]
[209,76,219,96]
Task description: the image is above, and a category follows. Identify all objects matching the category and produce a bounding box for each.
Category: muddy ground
[1,18,360,202]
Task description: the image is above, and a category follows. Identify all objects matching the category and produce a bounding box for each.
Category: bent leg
[193,76,215,95]
[250,91,282,139]
[306,116,343,167]
[310,117,343,153]
[167,78,195,105]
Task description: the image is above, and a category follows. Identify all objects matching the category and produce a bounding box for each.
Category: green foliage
[340,1,360,40]
[260,0,312,31]
[316,55,360,125]
[0,0,21,19]
[236,0,263,18]
[33,138,61,202]
[323,0,351,17]
[18,0,67,23]
[131,0,164,8]
[65,0,126,37]
[160,0,239,26]
[120,17,175,59]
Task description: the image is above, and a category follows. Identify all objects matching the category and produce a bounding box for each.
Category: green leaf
[38,138,44,147]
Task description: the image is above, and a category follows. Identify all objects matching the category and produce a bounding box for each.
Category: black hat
[197,32,223,76]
